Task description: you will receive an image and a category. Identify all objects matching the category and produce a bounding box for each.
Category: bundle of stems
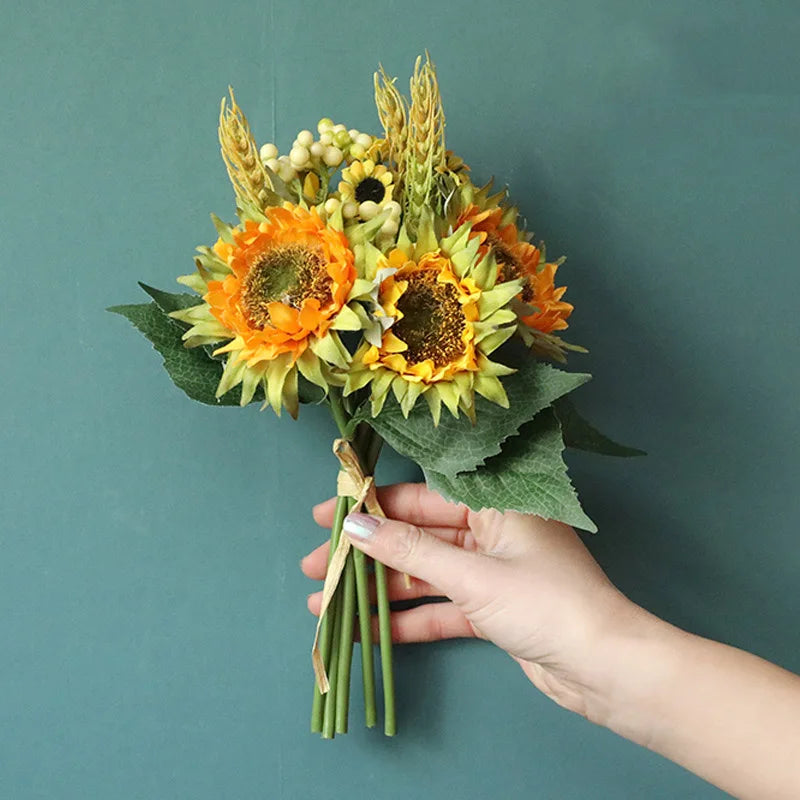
[310,388,395,738]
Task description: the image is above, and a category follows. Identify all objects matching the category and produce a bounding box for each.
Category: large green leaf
[365,361,590,479]
[107,301,246,406]
[425,408,597,532]
[554,397,645,457]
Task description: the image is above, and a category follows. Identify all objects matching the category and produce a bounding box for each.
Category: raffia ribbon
[311,438,386,694]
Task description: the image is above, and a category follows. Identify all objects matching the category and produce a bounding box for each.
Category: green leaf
[554,397,646,457]
[107,301,247,406]
[425,408,597,532]
[364,360,590,479]
[138,282,203,315]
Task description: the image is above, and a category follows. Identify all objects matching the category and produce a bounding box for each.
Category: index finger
[312,482,469,530]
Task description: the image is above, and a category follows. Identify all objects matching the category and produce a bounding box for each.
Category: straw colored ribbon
[311,438,386,694]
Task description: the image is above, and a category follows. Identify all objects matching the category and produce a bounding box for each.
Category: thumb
[342,512,487,604]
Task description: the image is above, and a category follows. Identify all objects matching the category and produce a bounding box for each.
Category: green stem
[353,546,376,727]
[374,558,396,736]
[335,543,356,733]
[322,588,343,740]
[310,495,349,733]
[356,425,394,735]
[328,387,350,438]
[314,393,394,735]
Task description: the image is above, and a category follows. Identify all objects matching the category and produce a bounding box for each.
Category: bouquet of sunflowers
[110,54,641,739]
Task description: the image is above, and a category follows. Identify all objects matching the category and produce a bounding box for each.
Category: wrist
[578,599,683,744]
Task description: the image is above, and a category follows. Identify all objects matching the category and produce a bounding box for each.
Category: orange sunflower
[457,203,573,335]
[170,204,360,415]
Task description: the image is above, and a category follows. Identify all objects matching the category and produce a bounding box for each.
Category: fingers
[387,602,476,643]
[313,482,469,530]
[301,523,479,581]
[343,514,489,605]
[306,594,477,644]
[306,564,440,605]
[300,541,330,580]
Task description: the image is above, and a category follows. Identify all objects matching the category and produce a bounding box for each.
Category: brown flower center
[241,243,332,328]
[392,270,466,368]
[355,176,386,204]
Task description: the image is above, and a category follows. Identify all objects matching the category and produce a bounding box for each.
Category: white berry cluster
[259,119,375,184]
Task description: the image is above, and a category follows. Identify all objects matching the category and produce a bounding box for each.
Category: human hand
[303,482,642,717]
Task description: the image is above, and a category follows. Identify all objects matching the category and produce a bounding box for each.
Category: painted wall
[2,1,799,797]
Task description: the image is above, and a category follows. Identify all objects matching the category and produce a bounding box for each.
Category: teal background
[2,0,799,797]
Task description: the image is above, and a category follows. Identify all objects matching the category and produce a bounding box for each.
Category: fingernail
[343,512,382,540]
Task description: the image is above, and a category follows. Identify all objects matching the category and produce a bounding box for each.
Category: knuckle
[391,523,424,566]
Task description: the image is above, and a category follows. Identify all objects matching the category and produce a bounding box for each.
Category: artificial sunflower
[339,159,394,220]
[456,197,582,361]
[170,203,362,416]
[345,217,523,424]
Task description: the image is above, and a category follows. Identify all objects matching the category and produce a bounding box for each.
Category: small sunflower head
[339,159,395,222]
[170,204,361,416]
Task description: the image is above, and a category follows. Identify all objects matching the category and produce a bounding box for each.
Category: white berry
[260,142,279,161]
[359,201,380,220]
[296,130,314,148]
[323,146,344,167]
[384,200,402,219]
[289,145,310,168]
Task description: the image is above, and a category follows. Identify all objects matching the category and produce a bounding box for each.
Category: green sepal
[309,331,350,369]
[473,375,509,407]
[412,208,438,257]
[344,208,392,247]
[264,353,294,415]
[211,214,235,243]
[330,304,363,331]
[449,236,481,278]
[478,325,517,355]
[176,272,207,294]
[327,204,344,232]
[478,280,525,319]
[440,223,471,258]
[347,278,375,301]
[236,196,270,221]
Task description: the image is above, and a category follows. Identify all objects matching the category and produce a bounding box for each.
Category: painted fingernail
[343,512,382,539]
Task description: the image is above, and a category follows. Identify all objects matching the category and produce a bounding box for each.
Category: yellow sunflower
[170,204,362,416]
[338,159,395,220]
[345,216,523,424]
